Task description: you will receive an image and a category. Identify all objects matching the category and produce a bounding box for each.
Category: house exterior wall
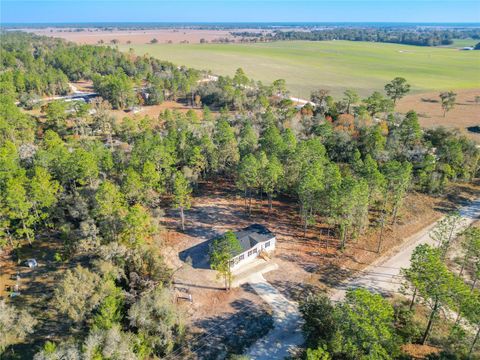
[230,236,276,271]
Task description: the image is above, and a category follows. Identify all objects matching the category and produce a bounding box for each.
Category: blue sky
[2,1,480,24]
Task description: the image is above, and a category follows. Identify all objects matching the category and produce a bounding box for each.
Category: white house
[225,224,276,271]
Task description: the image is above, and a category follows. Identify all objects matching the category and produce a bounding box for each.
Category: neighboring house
[226,224,276,271]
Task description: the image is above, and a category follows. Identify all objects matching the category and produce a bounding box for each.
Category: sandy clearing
[110,101,205,122]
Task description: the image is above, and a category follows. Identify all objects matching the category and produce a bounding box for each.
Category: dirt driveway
[330,197,480,301]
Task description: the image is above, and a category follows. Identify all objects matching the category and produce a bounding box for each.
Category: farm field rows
[120,40,480,97]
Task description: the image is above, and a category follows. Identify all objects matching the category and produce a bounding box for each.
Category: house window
[252,247,257,254]
[265,241,270,248]
[247,250,252,257]
[239,254,244,261]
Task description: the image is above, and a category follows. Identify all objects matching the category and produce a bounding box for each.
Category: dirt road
[245,273,304,360]
[244,198,480,359]
[331,198,480,301]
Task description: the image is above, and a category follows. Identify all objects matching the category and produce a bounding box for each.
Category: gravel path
[245,273,304,359]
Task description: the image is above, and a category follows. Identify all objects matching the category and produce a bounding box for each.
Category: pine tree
[209,231,242,290]
[237,154,259,216]
[172,172,192,231]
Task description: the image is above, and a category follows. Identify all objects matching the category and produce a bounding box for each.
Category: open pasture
[120,40,480,97]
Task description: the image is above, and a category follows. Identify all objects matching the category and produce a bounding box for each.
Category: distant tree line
[234,27,480,47]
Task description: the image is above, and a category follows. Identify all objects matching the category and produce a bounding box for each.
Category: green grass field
[444,38,478,48]
[120,40,480,98]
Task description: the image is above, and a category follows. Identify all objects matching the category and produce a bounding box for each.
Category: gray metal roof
[233,224,274,255]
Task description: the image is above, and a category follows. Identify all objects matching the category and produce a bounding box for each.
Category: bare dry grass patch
[397,89,480,142]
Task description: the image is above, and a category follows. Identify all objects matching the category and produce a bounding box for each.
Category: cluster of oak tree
[0,32,479,359]
[300,215,480,359]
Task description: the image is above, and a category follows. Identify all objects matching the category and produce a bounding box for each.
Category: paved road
[331,198,480,301]
[245,273,304,360]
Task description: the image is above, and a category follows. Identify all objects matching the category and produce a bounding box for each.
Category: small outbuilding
[25,259,38,269]
[227,224,276,270]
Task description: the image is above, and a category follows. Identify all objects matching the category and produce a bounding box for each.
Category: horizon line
[3,21,480,25]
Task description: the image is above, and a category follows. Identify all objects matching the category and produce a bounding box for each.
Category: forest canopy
[0,31,479,359]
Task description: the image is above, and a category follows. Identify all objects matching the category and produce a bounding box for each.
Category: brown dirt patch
[71,80,94,92]
[25,28,236,45]
[111,101,205,122]
[401,343,440,359]
[396,89,480,142]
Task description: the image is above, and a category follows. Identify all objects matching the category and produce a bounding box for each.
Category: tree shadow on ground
[467,125,480,134]
[185,205,246,228]
[191,298,274,360]
[317,264,353,288]
[421,98,439,103]
[276,253,320,274]
[433,181,480,213]
[262,279,319,303]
